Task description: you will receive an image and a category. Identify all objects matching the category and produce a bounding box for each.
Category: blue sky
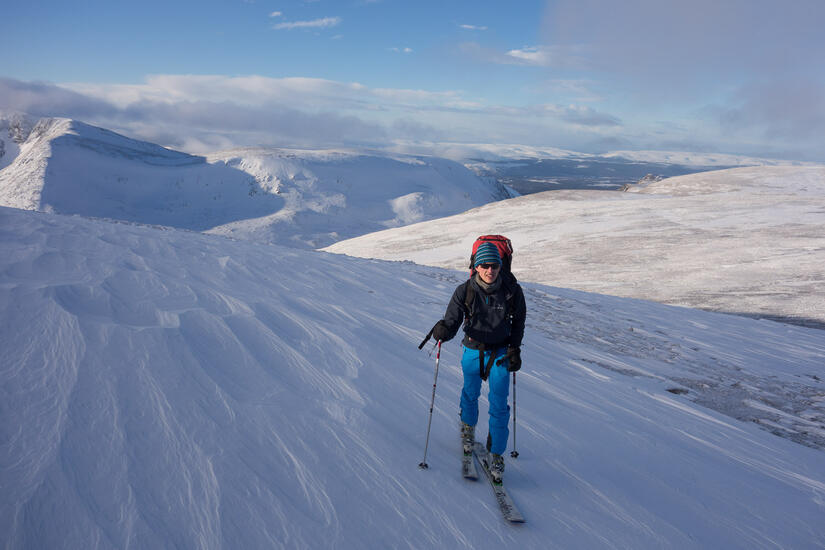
[2,0,824,161]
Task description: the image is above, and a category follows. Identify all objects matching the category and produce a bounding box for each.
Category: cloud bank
[535,0,825,159]
[0,75,624,154]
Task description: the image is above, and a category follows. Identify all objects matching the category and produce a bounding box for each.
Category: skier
[428,241,526,482]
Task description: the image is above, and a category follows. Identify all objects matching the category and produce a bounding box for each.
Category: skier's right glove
[500,346,521,372]
[431,320,452,342]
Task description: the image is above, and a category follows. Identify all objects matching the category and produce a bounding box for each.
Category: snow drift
[1,205,824,549]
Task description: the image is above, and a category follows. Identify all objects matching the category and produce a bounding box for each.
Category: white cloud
[269,11,283,18]
[370,86,458,106]
[505,46,549,66]
[459,42,583,69]
[273,16,341,30]
[4,75,625,149]
[503,46,584,68]
[460,24,487,31]
[389,47,413,54]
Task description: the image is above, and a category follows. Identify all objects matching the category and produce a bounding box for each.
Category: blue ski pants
[459,346,510,456]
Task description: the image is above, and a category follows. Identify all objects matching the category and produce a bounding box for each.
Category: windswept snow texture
[0,118,512,248]
[325,166,825,328]
[2,206,824,549]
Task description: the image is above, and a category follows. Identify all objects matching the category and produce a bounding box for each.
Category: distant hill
[408,142,818,195]
[325,165,825,328]
[0,116,513,248]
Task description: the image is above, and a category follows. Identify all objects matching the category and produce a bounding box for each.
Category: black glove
[431,320,452,342]
[500,346,521,372]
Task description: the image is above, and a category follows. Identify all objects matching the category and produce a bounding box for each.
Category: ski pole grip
[418,327,434,349]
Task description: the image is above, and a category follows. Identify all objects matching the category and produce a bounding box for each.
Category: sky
[2,0,824,161]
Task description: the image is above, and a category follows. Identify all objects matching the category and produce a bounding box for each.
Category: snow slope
[203,147,512,247]
[325,166,825,328]
[2,206,824,549]
[0,117,512,248]
[600,150,820,168]
[390,141,815,168]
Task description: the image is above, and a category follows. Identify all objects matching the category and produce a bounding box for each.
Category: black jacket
[440,274,526,350]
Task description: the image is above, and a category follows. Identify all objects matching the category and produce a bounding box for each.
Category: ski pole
[510,372,519,458]
[419,340,442,470]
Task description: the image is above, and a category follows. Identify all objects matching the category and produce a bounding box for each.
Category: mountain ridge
[0,116,514,247]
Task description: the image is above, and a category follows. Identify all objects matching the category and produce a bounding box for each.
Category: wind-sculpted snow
[325,165,825,328]
[1,206,824,549]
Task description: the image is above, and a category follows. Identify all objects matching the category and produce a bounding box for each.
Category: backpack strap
[480,345,499,381]
[504,275,517,326]
[464,280,475,321]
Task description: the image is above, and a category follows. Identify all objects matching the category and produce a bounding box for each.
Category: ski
[473,442,525,523]
[462,449,479,479]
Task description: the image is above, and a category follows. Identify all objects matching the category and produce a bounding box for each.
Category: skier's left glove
[431,320,452,343]
[500,346,521,372]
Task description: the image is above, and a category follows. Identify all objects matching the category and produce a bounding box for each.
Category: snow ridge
[0,117,514,248]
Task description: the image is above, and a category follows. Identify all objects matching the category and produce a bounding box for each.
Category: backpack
[468,235,514,276]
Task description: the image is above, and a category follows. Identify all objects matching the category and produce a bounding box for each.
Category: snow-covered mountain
[0,116,513,248]
[325,165,825,328]
[1,205,824,549]
[203,147,512,247]
[391,141,816,168]
[391,141,820,195]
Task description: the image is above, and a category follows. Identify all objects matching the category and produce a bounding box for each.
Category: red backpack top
[468,235,513,275]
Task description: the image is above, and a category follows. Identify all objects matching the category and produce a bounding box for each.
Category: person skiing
[427,241,526,482]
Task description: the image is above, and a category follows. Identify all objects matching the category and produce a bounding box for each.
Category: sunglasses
[478,263,500,270]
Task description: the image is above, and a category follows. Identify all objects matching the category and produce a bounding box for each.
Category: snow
[325,165,825,328]
[2,205,824,549]
[1,115,825,548]
[388,140,814,168]
[203,147,511,247]
[0,118,512,249]
[600,150,820,168]
[389,141,587,162]
[0,113,28,171]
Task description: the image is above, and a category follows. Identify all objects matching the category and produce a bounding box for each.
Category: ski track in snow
[1,206,825,549]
